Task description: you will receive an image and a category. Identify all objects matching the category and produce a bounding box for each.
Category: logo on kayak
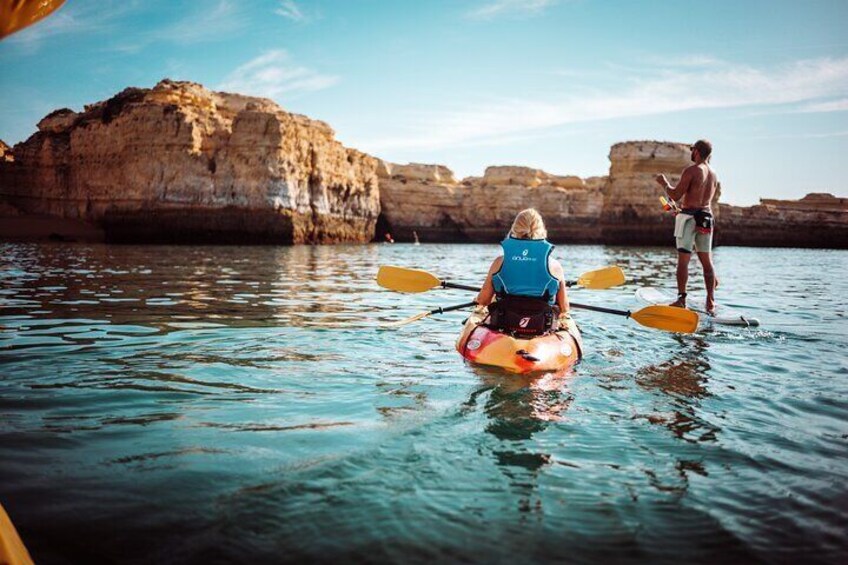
[519,317,531,328]
[522,249,528,256]
[467,339,481,351]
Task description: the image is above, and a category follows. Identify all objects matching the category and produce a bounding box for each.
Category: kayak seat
[487,295,559,337]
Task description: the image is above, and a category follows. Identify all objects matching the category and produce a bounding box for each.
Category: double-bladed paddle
[377,265,625,294]
[381,301,479,328]
[376,265,699,333]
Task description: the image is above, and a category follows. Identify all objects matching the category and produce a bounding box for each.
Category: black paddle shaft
[441,281,480,292]
[428,301,478,315]
[439,282,630,318]
[569,302,630,317]
[441,280,580,292]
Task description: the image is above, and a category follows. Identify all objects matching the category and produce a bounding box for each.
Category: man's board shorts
[674,209,714,253]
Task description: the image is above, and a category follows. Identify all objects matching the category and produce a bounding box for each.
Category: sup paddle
[377,265,625,294]
[376,266,699,333]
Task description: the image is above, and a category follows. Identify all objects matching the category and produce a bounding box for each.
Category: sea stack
[600,141,719,245]
[0,79,380,244]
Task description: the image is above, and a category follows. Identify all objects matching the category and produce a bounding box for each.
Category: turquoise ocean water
[1,242,846,563]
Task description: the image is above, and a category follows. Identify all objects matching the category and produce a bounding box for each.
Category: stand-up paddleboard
[636,287,760,327]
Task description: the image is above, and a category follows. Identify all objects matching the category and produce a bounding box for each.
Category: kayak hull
[456,310,582,374]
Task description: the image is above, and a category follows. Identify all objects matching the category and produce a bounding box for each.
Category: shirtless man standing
[654,139,718,315]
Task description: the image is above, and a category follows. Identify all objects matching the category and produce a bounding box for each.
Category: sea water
[1,242,846,563]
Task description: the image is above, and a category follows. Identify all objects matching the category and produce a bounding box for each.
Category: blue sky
[1,0,846,205]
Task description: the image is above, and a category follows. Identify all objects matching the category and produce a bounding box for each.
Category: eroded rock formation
[0,80,379,243]
[377,142,698,245]
[377,163,604,243]
[2,92,845,249]
[601,141,720,245]
[0,139,12,162]
[378,141,846,248]
[718,193,848,248]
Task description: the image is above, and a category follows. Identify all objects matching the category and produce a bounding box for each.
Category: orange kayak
[456,309,582,374]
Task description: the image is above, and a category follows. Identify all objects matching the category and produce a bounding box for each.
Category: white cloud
[99,1,248,54]
[798,98,848,113]
[749,130,848,140]
[640,55,726,68]
[149,1,245,45]
[467,0,558,20]
[275,0,306,22]
[362,57,848,152]
[219,50,338,100]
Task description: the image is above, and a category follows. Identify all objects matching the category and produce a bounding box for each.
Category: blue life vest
[492,237,559,304]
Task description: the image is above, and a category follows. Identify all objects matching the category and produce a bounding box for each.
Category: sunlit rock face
[0,139,12,162]
[377,143,705,246]
[3,97,845,250]
[600,140,720,245]
[377,163,604,243]
[600,142,847,248]
[0,79,380,243]
[376,162,466,241]
[718,194,848,248]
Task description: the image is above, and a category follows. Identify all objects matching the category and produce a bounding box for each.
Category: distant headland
[1,79,845,248]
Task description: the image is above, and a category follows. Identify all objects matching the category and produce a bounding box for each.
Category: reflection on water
[635,336,719,445]
[469,370,577,516]
[464,369,574,475]
[1,244,384,329]
[1,242,847,563]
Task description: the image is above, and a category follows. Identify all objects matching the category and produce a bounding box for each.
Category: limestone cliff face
[377,163,604,243]
[0,80,379,243]
[3,102,844,248]
[718,193,848,248]
[601,141,721,245]
[378,141,726,246]
[0,139,12,162]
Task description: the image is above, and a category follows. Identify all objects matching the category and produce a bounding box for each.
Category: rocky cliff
[600,141,720,245]
[0,80,379,243]
[379,141,846,248]
[2,89,845,248]
[718,193,848,248]
[377,163,604,243]
[377,141,697,245]
[0,139,12,162]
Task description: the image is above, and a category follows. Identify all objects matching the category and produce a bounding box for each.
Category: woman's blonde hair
[509,208,547,240]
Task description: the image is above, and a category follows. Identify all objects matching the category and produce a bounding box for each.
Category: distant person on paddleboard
[474,209,576,337]
[655,139,718,315]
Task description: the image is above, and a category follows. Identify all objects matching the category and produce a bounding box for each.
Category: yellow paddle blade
[0,0,66,40]
[381,311,431,328]
[631,305,700,333]
[0,503,34,565]
[377,265,441,293]
[576,266,626,289]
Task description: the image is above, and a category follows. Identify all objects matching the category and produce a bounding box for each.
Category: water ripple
[0,242,846,563]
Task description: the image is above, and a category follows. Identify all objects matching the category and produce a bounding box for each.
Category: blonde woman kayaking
[475,209,574,336]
